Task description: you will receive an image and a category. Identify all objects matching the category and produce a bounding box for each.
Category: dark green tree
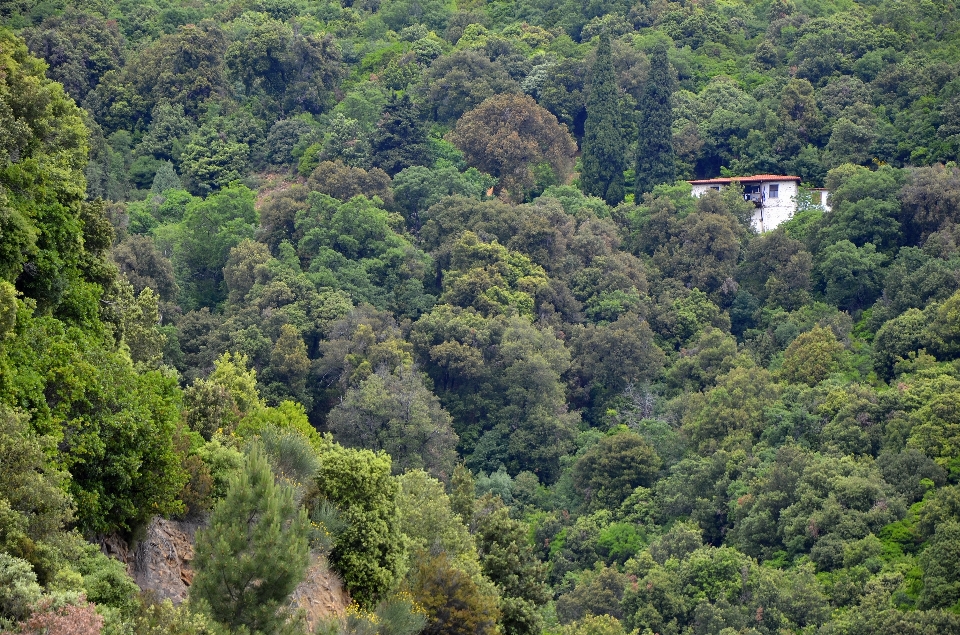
[190,444,309,633]
[408,551,499,635]
[873,308,927,378]
[572,430,662,510]
[370,93,432,176]
[328,363,459,480]
[473,495,550,635]
[919,520,960,609]
[634,42,675,199]
[22,9,126,103]
[580,34,626,206]
[815,239,886,311]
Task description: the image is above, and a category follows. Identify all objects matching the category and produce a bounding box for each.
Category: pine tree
[370,92,432,176]
[190,445,310,633]
[634,41,676,200]
[149,160,183,196]
[580,34,626,206]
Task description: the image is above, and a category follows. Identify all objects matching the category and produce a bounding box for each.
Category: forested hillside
[3,0,960,633]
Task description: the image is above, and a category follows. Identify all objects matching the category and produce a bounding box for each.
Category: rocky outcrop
[130,517,200,604]
[111,516,350,629]
[288,559,352,632]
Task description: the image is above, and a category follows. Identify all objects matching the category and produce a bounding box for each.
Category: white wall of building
[812,189,831,212]
[690,179,801,232]
[690,183,722,197]
[752,180,798,232]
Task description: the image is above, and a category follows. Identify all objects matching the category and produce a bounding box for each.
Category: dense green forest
[3,0,960,632]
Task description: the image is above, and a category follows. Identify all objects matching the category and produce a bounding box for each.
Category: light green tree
[779,325,845,386]
[329,365,459,479]
[397,470,480,578]
[316,444,405,608]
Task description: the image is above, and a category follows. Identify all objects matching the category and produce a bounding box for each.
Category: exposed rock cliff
[102,516,350,628]
[130,517,200,604]
[289,559,352,632]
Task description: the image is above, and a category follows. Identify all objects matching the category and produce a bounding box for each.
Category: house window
[768,184,779,198]
[710,186,721,191]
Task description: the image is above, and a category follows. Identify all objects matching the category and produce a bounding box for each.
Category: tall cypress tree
[580,33,627,206]
[370,92,432,176]
[634,41,676,200]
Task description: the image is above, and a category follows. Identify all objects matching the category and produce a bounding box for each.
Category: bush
[0,554,42,626]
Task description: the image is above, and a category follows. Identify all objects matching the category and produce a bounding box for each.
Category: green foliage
[925,289,960,358]
[123,597,219,635]
[0,28,94,315]
[918,520,960,610]
[253,424,321,499]
[380,0,453,32]
[123,23,228,119]
[558,614,629,635]
[816,239,886,311]
[329,364,458,479]
[191,444,310,633]
[23,9,126,103]
[172,184,258,309]
[3,306,187,533]
[392,166,493,230]
[369,93,432,176]
[579,34,626,206]
[179,123,251,194]
[316,444,404,608]
[0,553,42,627]
[320,594,427,635]
[473,496,550,635]
[184,351,263,439]
[555,564,630,625]
[873,308,928,379]
[568,315,665,417]
[573,430,662,511]
[396,470,479,577]
[447,93,576,202]
[73,540,140,613]
[0,407,73,551]
[779,324,845,385]
[634,42,675,199]
[224,14,342,115]
[440,232,549,318]
[11,2,960,634]
[418,50,520,124]
[406,551,499,635]
[450,463,477,524]
[295,192,433,317]
[412,308,578,480]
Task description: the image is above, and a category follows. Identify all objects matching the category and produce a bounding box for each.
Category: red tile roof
[688,174,802,185]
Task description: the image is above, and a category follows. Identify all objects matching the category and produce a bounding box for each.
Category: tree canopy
[5,1,960,633]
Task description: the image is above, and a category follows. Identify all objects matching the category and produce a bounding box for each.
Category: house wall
[752,180,798,232]
[812,189,832,212]
[691,180,800,232]
[690,183,722,198]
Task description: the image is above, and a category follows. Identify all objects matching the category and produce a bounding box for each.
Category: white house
[688,174,805,233]
[810,187,832,212]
